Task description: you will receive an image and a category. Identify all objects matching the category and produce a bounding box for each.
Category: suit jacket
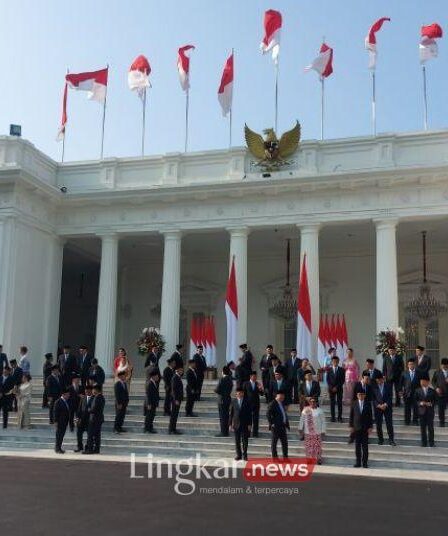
[114,380,129,406]
[400,369,421,398]
[193,353,207,378]
[416,354,431,374]
[76,394,94,425]
[230,398,251,430]
[89,393,105,424]
[353,381,373,402]
[0,375,15,395]
[11,366,23,387]
[432,369,448,397]
[270,364,286,381]
[43,362,53,382]
[327,366,345,390]
[259,354,277,377]
[214,376,233,404]
[145,379,160,408]
[79,354,93,379]
[58,353,79,378]
[144,352,159,369]
[269,378,292,405]
[68,384,84,412]
[372,383,393,409]
[299,379,321,399]
[382,354,404,381]
[266,400,290,430]
[163,366,174,390]
[45,374,62,398]
[235,364,250,385]
[170,351,184,369]
[349,400,373,431]
[242,380,263,407]
[186,368,199,395]
[415,387,436,417]
[285,357,302,383]
[362,368,382,384]
[0,353,9,372]
[297,366,316,383]
[54,398,70,426]
[171,373,184,402]
[88,366,105,386]
[240,351,254,373]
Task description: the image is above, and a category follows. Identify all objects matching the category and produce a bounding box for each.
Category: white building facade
[1,131,448,376]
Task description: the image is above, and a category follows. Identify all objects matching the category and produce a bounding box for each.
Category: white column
[299,224,320,365]
[43,237,65,354]
[375,219,399,332]
[160,231,182,366]
[228,227,249,345]
[95,233,119,373]
[0,217,17,350]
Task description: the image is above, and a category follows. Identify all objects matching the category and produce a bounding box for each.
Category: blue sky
[0,0,447,161]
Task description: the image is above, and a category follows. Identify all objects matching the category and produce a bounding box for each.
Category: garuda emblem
[244,121,301,171]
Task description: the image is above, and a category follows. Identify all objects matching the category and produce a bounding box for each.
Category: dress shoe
[74,447,83,452]
[252,434,259,438]
[215,433,228,437]
[169,430,182,435]
[378,439,384,445]
[348,438,354,444]
[362,464,369,468]
[120,428,127,433]
[331,418,336,423]
[337,417,343,423]
[92,450,100,454]
[242,455,248,461]
[389,439,397,446]
[353,463,361,468]
[440,422,445,427]
[317,460,322,465]
[164,412,171,416]
[421,442,428,448]
[429,443,435,447]
[234,456,242,461]
[55,449,65,454]
[113,430,121,435]
[149,429,157,434]
[82,450,93,455]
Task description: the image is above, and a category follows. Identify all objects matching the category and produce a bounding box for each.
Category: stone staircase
[1,378,447,471]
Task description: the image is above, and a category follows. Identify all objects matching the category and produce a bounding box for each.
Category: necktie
[360,401,363,412]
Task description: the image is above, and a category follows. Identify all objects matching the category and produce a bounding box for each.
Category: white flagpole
[61,67,69,163]
[141,88,147,156]
[100,64,109,160]
[422,65,428,131]
[229,48,234,148]
[274,60,279,133]
[320,77,325,140]
[185,87,190,153]
[371,70,376,135]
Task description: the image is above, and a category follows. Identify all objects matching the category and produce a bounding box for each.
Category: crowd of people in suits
[1,340,447,468]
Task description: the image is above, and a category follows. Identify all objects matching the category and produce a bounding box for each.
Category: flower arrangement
[375,327,406,356]
[136,327,166,356]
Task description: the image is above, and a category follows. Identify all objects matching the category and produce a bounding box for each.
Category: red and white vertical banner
[189,317,199,359]
[177,45,195,152]
[342,314,349,356]
[419,23,443,130]
[209,316,217,367]
[330,314,337,349]
[296,254,312,360]
[336,314,344,358]
[218,51,234,147]
[203,316,210,357]
[324,314,331,352]
[317,315,327,367]
[225,257,238,363]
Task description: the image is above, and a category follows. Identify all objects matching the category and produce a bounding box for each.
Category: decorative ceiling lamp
[405,231,447,321]
[269,239,297,320]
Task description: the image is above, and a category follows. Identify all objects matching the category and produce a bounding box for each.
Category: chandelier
[405,231,447,321]
[269,239,297,320]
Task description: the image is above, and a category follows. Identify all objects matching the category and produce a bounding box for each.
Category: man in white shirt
[18,346,30,375]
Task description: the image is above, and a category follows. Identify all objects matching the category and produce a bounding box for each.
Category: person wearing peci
[326,355,345,422]
[230,387,252,461]
[144,345,160,380]
[382,346,404,407]
[54,386,71,454]
[42,353,53,408]
[74,384,93,452]
[83,384,105,454]
[0,366,15,429]
[349,390,373,468]
[432,357,448,427]
[267,390,290,459]
[46,365,62,424]
[58,345,78,387]
[298,397,326,465]
[415,345,431,374]
[162,358,176,416]
[415,374,436,447]
[17,373,32,430]
[242,371,263,437]
[78,345,93,389]
[0,345,9,375]
[399,358,421,426]
[215,365,233,437]
[9,359,23,413]
[144,369,160,433]
[298,369,321,410]
[170,344,184,369]
[185,359,198,417]
[192,345,207,401]
[260,345,277,402]
[87,358,105,387]
[114,370,129,434]
[372,373,396,446]
[269,367,292,409]
[68,374,83,432]
[285,348,302,404]
[169,366,184,435]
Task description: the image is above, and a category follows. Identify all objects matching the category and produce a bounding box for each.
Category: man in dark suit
[144,370,160,433]
[242,371,263,437]
[54,387,71,454]
[162,358,176,416]
[415,345,431,374]
[269,369,292,408]
[78,345,93,388]
[415,375,436,447]
[267,390,290,458]
[259,345,277,401]
[285,348,301,403]
[0,366,15,428]
[46,365,62,424]
[353,372,373,401]
[144,345,160,377]
[114,370,129,434]
[230,387,252,460]
[432,357,448,427]
[185,359,199,417]
[382,346,404,406]
[68,374,84,432]
[215,365,233,437]
[327,356,345,422]
[399,358,421,425]
[9,359,23,412]
[83,384,105,454]
[235,357,250,389]
[170,344,184,369]
[74,384,93,452]
[58,345,79,387]
[169,366,184,434]
[373,374,396,446]
[239,344,254,379]
[349,391,373,468]
[0,345,8,375]
[299,370,321,409]
[363,358,382,384]
[42,353,53,408]
[87,359,105,387]
[193,345,207,400]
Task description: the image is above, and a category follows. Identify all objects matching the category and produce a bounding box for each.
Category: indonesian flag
[420,23,443,63]
[128,55,151,99]
[189,317,199,359]
[57,82,68,141]
[225,257,238,363]
[296,254,312,360]
[365,17,390,70]
[260,9,282,64]
[342,314,349,356]
[336,314,344,358]
[330,314,337,348]
[177,45,195,91]
[324,314,331,352]
[305,42,333,78]
[317,315,327,367]
[209,316,217,367]
[218,52,233,117]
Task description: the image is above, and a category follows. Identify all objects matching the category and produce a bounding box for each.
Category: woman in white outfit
[298,397,326,464]
[17,373,32,429]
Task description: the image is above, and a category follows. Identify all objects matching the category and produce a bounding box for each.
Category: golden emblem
[244,121,301,171]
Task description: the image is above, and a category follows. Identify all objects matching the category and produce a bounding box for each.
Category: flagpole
[100,64,109,160]
[422,65,428,131]
[61,67,69,163]
[229,48,234,148]
[141,88,147,157]
[185,88,189,153]
[371,70,376,136]
[274,60,279,133]
[320,77,325,141]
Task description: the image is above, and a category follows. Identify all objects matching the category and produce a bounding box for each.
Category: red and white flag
[365,17,390,70]
[57,82,68,141]
[342,314,349,356]
[420,23,443,63]
[305,42,333,78]
[296,254,312,360]
[209,316,217,367]
[260,9,282,64]
[225,257,238,362]
[336,314,344,358]
[317,315,327,367]
[330,314,337,349]
[324,314,331,352]
[218,52,234,117]
[177,45,195,91]
[189,317,199,358]
[203,316,210,356]
[128,55,151,99]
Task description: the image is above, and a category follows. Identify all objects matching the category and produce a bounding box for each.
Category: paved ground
[0,457,446,535]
